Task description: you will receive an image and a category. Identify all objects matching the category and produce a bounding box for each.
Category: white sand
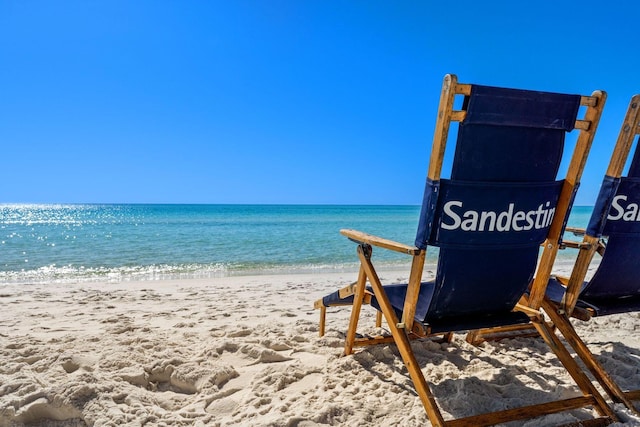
[0,268,639,426]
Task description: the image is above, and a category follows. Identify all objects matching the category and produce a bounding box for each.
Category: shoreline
[1,269,637,426]
[0,255,587,287]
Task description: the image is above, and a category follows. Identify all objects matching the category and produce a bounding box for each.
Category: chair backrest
[579,99,640,299]
[413,76,605,327]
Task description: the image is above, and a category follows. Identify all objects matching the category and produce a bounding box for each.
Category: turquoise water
[0,204,593,284]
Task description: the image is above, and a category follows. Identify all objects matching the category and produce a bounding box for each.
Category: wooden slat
[444,397,600,427]
[514,302,542,319]
[338,282,357,299]
[606,94,640,177]
[581,95,598,107]
[466,323,539,345]
[451,110,466,122]
[574,120,591,130]
[340,229,419,255]
[352,331,452,347]
[319,306,326,337]
[455,83,472,96]
[624,390,640,400]
[563,235,599,315]
[565,226,586,236]
[344,266,368,355]
[427,74,458,181]
[561,240,581,250]
[400,250,426,329]
[563,90,607,201]
[353,335,396,346]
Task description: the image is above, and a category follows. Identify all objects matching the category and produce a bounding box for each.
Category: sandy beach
[1,267,639,426]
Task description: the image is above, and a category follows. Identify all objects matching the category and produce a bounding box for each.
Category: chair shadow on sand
[346,331,640,424]
[580,339,640,391]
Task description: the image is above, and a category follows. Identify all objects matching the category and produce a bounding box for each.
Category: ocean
[0,204,593,284]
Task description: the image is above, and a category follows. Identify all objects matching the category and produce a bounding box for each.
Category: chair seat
[545,277,586,305]
[583,296,640,316]
[324,281,531,333]
[546,277,640,316]
[322,291,355,307]
[374,282,530,333]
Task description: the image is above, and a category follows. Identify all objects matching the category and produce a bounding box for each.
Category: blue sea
[0,204,593,285]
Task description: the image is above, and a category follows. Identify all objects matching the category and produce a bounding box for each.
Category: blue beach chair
[315,74,615,426]
[538,96,640,414]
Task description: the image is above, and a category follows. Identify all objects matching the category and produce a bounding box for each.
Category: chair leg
[344,266,368,356]
[466,323,541,345]
[357,244,447,426]
[375,311,382,328]
[466,329,482,345]
[626,390,640,402]
[542,299,640,415]
[442,331,454,343]
[319,306,326,337]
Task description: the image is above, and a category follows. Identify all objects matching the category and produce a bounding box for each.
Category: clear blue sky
[1,1,638,204]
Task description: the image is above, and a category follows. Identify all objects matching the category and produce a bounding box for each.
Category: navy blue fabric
[418,87,576,326]
[601,178,640,235]
[548,277,640,316]
[546,277,591,304]
[322,291,355,307]
[369,281,530,333]
[463,85,580,131]
[579,296,640,316]
[582,237,640,298]
[558,184,579,244]
[415,125,566,249]
[415,179,440,250]
[425,247,539,324]
[550,170,640,315]
[371,282,435,323]
[416,88,574,249]
[586,176,621,237]
[546,277,571,305]
[426,311,531,333]
[428,180,562,247]
[580,177,640,301]
[629,139,640,178]
[451,125,565,181]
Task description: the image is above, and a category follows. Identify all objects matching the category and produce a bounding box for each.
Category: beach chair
[315,74,615,426]
[538,96,640,414]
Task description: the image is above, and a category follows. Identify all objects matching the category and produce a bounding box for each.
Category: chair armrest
[561,227,606,255]
[564,226,586,236]
[340,229,421,255]
[560,240,583,250]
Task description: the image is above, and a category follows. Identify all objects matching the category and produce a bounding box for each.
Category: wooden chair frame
[320,75,615,426]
